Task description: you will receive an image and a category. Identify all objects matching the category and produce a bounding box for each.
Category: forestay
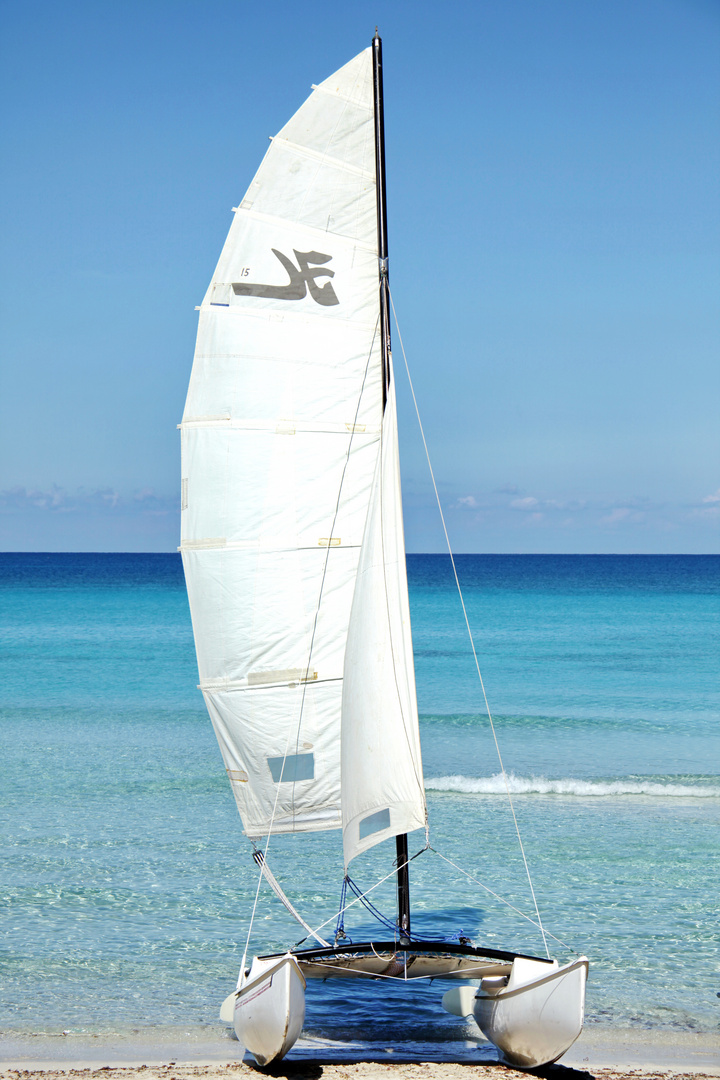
[181,49,381,837]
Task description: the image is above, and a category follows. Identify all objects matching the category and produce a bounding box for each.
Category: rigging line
[343,872,451,941]
[308,845,428,940]
[430,848,575,953]
[334,875,349,941]
[345,876,404,935]
[239,318,380,978]
[253,850,330,947]
[388,288,550,959]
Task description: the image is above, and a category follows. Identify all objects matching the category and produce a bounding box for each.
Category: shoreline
[1,1028,718,1077]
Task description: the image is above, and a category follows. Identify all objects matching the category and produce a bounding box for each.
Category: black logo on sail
[232,249,339,307]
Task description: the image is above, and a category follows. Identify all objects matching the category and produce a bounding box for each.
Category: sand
[1,1026,717,1080]
[1,1034,719,1080]
[0,1060,719,1080]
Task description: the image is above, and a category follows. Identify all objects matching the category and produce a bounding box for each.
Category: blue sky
[1,0,718,553]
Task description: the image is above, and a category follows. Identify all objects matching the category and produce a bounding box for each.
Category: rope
[334,876,350,943]
[430,847,575,953]
[342,873,468,944]
[389,289,550,958]
[306,845,427,942]
[253,849,330,947]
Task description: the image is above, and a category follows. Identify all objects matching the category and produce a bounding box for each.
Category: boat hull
[233,954,306,1066]
[473,956,589,1068]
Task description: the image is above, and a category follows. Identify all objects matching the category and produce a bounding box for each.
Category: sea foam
[424,773,720,797]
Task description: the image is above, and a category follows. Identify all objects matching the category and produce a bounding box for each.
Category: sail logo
[233,249,339,307]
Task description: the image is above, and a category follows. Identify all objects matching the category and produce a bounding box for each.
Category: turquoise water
[1,553,718,1047]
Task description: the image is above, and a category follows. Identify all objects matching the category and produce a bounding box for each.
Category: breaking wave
[424,773,720,797]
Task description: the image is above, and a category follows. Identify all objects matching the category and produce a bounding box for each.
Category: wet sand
[1,1026,718,1080]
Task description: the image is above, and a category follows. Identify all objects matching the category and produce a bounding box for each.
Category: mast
[372,28,411,941]
[372,29,392,413]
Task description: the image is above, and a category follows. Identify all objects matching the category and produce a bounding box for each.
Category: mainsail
[181,46,426,855]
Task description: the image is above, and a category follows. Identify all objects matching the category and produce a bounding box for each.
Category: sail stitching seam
[272,136,375,181]
[200,676,343,692]
[227,207,376,253]
[181,543,362,553]
[296,83,352,229]
[181,419,381,433]
[311,83,373,108]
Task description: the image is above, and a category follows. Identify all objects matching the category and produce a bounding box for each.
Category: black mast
[372,29,411,942]
[372,30,392,413]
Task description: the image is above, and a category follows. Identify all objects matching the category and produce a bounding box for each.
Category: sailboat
[180,33,588,1069]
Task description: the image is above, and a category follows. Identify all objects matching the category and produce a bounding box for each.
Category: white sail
[181,49,383,838]
[341,375,427,867]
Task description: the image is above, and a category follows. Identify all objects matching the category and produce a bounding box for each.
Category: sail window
[210,283,233,306]
[267,753,315,783]
[359,808,390,839]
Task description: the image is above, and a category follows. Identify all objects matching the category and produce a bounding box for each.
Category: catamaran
[180,32,588,1069]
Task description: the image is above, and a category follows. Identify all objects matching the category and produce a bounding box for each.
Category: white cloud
[702,488,720,504]
[510,496,539,509]
[601,507,632,524]
[0,485,176,517]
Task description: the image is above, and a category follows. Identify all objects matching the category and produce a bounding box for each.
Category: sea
[1,553,719,1063]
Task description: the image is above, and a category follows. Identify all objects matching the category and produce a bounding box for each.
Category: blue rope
[344,874,469,945]
[334,875,350,943]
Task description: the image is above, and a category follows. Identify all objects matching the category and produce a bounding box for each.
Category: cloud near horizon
[449,484,720,536]
[1,482,717,553]
[0,485,178,517]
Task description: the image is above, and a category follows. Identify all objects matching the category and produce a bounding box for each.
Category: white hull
[472,955,589,1068]
[232,954,306,1066]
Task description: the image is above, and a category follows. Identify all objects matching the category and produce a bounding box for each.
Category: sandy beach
[1,1026,718,1080]
[1,1059,719,1080]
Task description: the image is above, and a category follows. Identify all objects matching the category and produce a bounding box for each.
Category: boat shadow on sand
[245,1060,598,1080]
[246,1054,595,1080]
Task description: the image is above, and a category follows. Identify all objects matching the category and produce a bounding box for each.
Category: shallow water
[1,553,718,1046]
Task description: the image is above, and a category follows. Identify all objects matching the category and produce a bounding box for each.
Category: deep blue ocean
[1,553,719,1053]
